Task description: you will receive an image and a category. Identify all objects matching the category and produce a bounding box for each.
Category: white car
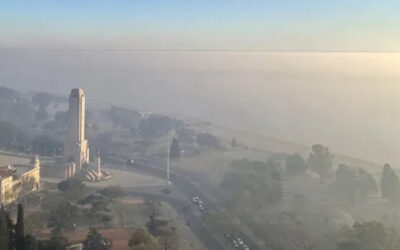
[232,240,239,248]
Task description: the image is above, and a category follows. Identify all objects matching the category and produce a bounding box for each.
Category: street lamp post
[166,131,171,184]
[166,130,176,184]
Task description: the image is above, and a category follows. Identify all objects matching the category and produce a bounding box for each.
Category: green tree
[32,135,63,157]
[338,221,400,250]
[25,235,37,250]
[137,115,184,139]
[15,204,25,250]
[358,168,377,201]
[381,164,400,202]
[100,186,125,200]
[25,212,45,237]
[0,121,30,150]
[48,202,79,233]
[57,179,84,192]
[221,159,282,214]
[158,226,179,250]
[0,206,9,250]
[34,107,48,121]
[83,228,112,250]
[307,144,333,182]
[37,230,69,250]
[5,208,15,250]
[129,228,158,250]
[335,165,377,204]
[31,92,52,109]
[0,87,35,129]
[335,164,358,204]
[169,137,181,159]
[79,194,112,226]
[286,154,307,176]
[231,137,237,147]
[57,179,89,201]
[196,132,220,148]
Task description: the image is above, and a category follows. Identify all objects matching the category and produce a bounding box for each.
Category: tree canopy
[16,204,25,250]
[129,228,158,250]
[335,164,377,204]
[83,228,112,250]
[169,137,181,159]
[0,206,10,250]
[0,87,35,126]
[381,164,400,202]
[286,153,307,176]
[100,186,125,200]
[136,115,184,139]
[221,159,282,214]
[47,202,80,233]
[196,132,220,148]
[57,179,89,201]
[0,121,30,150]
[32,135,63,156]
[38,230,69,250]
[231,137,237,147]
[108,106,142,129]
[32,92,52,109]
[307,144,333,182]
[338,221,400,250]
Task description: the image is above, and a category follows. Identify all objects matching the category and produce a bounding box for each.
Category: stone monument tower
[64,88,90,169]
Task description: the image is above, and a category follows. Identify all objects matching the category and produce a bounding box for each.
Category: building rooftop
[70,88,84,97]
[0,165,33,179]
[0,166,14,178]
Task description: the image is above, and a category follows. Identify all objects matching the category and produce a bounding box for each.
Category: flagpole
[167,131,171,184]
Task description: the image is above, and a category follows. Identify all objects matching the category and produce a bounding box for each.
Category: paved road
[0,149,259,249]
[124,191,225,250]
[105,156,261,250]
[1,149,260,249]
[0,150,54,162]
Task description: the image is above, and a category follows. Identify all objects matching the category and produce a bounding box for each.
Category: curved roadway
[106,156,261,250]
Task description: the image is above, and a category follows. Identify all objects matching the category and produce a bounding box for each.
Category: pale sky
[1,0,400,51]
[1,1,400,165]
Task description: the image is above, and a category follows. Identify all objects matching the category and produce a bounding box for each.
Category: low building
[66,244,83,250]
[0,155,40,205]
[67,228,131,250]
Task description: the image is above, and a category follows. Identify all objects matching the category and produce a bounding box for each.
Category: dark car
[126,159,135,167]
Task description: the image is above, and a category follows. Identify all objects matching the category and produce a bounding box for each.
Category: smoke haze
[1,49,400,165]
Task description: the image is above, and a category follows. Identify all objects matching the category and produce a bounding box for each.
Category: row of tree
[0,204,74,250]
[381,163,400,202]
[129,226,178,250]
[286,144,400,203]
[334,164,376,204]
[0,121,64,157]
[51,180,179,249]
[0,203,169,250]
[286,144,334,182]
[338,221,400,250]
[0,87,35,126]
[221,158,282,214]
[168,132,222,160]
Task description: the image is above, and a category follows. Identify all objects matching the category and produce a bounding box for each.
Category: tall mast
[167,130,171,184]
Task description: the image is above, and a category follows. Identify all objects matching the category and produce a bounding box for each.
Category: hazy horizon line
[0,47,399,54]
